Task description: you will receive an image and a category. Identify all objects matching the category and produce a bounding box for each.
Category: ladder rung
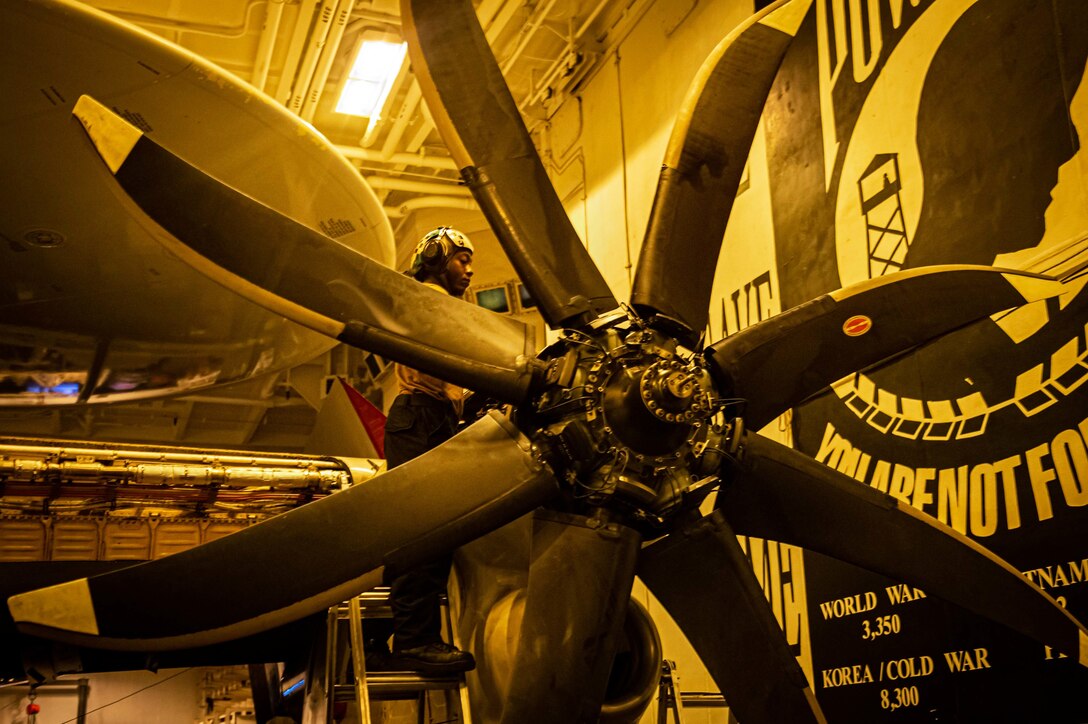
[332,593,471,722]
[333,674,464,700]
[334,589,450,619]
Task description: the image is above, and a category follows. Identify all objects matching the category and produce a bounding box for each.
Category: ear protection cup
[418,235,447,272]
[408,226,475,279]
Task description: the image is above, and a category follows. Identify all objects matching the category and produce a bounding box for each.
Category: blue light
[25,382,81,395]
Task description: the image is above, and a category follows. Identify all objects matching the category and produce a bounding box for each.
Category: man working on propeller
[366,226,477,675]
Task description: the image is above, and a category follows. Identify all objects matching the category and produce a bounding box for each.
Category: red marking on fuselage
[843,315,872,337]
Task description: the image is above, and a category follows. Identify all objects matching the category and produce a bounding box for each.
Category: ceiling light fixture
[335,39,408,121]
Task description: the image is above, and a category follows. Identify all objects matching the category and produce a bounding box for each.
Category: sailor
[366,226,477,675]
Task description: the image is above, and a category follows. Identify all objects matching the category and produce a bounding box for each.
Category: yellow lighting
[335,40,407,118]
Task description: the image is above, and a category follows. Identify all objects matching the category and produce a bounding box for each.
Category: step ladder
[657,660,685,723]
[329,588,472,724]
[656,660,733,724]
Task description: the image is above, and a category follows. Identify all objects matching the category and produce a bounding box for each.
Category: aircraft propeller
[11,0,1087,721]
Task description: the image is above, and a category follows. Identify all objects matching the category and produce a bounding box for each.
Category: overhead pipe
[403,106,437,153]
[351,7,401,25]
[286,0,340,114]
[498,0,562,74]
[335,145,458,170]
[379,81,422,154]
[522,39,579,111]
[385,196,479,218]
[274,0,320,104]
[301,0,358,121]
[387,86,439,164]
[362,76,421,150]
[484,0,530,46]
[520,0,612,111]
[251,0,286,92]
[574,0,613,38]
[365,176,471,196]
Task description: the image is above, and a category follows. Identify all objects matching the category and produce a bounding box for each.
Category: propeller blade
[401,0,619,329]
[639,511,827,724]
[630,0,808,343]
[706,266,1064,429]
[8,411,557,651]
[500,511,641,723]
[72,95,539,404]
[718,432,1088,663]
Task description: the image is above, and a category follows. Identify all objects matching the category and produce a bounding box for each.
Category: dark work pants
[369,392,459,650]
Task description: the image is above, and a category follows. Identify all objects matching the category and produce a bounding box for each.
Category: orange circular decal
[843,315,872,337]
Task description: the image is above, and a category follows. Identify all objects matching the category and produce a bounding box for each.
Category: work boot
[388,641,476,675]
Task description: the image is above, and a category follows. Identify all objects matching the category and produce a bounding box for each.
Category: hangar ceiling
[88,0,645,220]
[0,0,653,451]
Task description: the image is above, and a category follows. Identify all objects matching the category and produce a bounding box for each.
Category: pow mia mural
[752,0,1088,720]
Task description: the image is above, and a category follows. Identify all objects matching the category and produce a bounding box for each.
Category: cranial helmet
[408,226,474,280]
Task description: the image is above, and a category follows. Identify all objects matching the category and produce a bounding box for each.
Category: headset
[408,226,474,279]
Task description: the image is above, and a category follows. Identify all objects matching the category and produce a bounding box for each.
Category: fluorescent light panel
[335,40,407,118]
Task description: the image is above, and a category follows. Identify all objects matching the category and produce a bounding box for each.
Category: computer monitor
[473,285,511,314]
[516,282,537,312]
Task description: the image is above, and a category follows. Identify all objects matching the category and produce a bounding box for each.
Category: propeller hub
[638,359,711,423]
[527,318,731,526]
[601,363,689,456]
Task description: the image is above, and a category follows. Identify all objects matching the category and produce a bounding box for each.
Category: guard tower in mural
[859,153,911,277]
